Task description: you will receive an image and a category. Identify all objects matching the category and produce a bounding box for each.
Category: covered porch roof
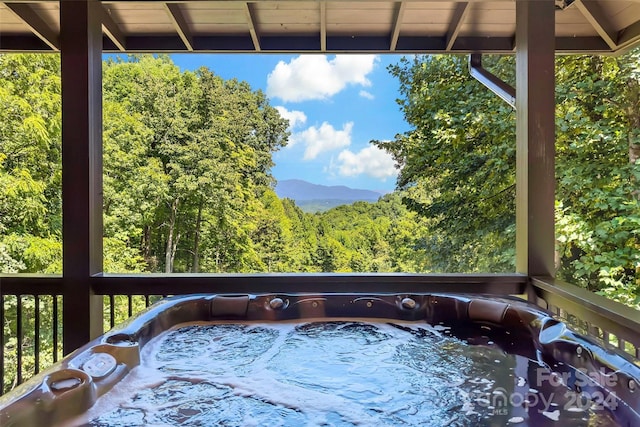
[1,0,640,54]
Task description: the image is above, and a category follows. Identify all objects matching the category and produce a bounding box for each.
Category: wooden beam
[5,3,59,50]
[101,5,126,51]
[126,35,190,52]
[446,2,470,51]
[515,0,556,277]
[164,3,193,51]
[60,0,104,354]
[617,20,640,53]
[555,35,610,53]
[574,0,617,51]
[390,2,406,51]
[1,276,64,295]
[98,34,531,54]
[91,273,528,296]
[66,34,615,55]
[0,35,52,51]
[320,1,326,52]
[243,2,261,52]
[444,35,516,52]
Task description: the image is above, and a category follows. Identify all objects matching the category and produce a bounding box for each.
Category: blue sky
[170,54,411,193]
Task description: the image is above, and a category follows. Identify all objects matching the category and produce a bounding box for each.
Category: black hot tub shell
[0,293,638,426]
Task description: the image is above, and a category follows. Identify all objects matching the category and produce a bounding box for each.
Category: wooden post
[515,0,556,278]
[60,0,104,354]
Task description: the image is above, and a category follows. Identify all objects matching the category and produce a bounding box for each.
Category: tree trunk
[629,108,640,200]
[629,120,639,165]
[142,225,151,263]
[165,198,179,273]
[170,232,180,273]
[631,141,640,165]
[192,198,203,273]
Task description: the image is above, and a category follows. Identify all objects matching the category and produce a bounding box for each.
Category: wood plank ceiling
[1,1,639,54]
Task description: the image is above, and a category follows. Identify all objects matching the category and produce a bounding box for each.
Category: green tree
[375,55,516,272]
[555,51,640,307]
[380,51,639,307]
[102,55,289,273]
[0,54,62,273]
[0,54,63,392]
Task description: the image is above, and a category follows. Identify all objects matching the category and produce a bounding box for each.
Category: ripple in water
[81,321,620,427]
[154,324,279,375]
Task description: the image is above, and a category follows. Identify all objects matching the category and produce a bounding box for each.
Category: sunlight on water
[73,321,619,427]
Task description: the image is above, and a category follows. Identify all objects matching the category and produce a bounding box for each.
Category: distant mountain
[275,179,382,212]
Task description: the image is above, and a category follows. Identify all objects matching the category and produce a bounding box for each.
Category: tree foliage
[377,51,639,308]
[0,54,62,273]
[101,55,290,272]
[375,55,517,272]
[554,51,640,307]
[1,51,637,286]
[0,54,430,279]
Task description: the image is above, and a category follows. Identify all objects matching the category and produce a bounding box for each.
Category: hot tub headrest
[468,299,509,324]
[211,295,250,317]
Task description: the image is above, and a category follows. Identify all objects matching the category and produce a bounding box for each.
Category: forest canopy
[0,52,638,310]
[0,54,430,276]
[375,51,639,309]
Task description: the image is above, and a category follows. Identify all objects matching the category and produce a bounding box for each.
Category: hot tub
[1,294,638,426]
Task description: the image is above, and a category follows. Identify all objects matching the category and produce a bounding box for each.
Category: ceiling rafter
[320,1,327,52]
[390,2,406,51]
[5,2,59,50]
[101,5,126,51]
[164,3,193,51]
[618,20,640,51]
[0,0,638,55]
[243,2,261,52]
[446,2,471,51]
[574,0,617,50]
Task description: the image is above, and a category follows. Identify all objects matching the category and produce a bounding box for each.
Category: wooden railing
[531,276,640,361]
[1,293,63,394]
[2,273,639,395]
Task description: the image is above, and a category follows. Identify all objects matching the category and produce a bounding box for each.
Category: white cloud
[267,55,379,102]
[335,145,397,180]
[359,90,374,100]
[275,106,307,132]
[291,122,353,160]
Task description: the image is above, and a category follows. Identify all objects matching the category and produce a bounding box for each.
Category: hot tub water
[69,320,619,427]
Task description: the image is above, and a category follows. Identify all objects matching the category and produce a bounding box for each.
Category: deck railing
[531,277,640,361]
[0,289,164,394]
[1,294,63,394]
[1,274,638,395]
